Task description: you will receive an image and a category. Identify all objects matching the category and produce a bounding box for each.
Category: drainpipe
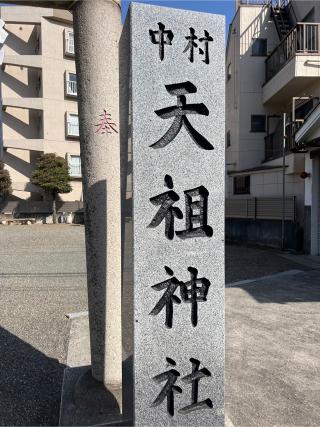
[281,112,286,251]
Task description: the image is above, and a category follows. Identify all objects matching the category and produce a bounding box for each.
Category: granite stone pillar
[73,0,122,388]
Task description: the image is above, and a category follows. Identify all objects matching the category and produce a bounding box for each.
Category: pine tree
[0,161,12,201]
[31,153,72,224]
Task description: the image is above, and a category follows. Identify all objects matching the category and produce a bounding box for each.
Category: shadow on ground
[226,270,320,426]
[0,327,66,426]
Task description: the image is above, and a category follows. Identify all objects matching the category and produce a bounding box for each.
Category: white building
[0,6,82,204]
[226,0,320,254]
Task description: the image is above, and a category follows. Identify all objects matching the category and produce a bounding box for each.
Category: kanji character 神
[150,81,213,150]
[149,266,210,328]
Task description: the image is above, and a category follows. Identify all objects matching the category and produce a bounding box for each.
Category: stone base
[59,366,131,426]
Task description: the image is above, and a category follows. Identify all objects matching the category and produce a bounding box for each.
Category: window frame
[251,114,266,133]
[69,154,82,178]
[66,112,79,138]
[233,175,250,195]
[64,29,75,56]
[251,38,267,57]
[65,71,77,97]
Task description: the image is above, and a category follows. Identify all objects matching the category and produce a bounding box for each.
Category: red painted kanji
[95,109,118,135]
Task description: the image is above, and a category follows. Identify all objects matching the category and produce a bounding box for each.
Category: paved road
[0,225,314,425]
[0,225,88,426]
[226,269,320,426]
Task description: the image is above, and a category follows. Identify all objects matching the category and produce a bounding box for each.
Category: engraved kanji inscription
[179,358,213,414]
[180,267,210,327]
[183,28,213,64]
[151,357,182,417]
[176,185,213,239]
[150,81,213,150]
[148,176,213,239]
[149,266,210,328]
[149,22,174,61]
[152,358,213,417]
[148,175,183,240]
[149,266,181,329]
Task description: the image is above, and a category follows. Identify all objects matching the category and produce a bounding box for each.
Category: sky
[121,0,235,32]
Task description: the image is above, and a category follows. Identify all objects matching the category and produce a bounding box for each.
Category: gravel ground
[0,225,307,426]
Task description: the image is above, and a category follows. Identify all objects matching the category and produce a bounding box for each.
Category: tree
[31,153,72,224]
[0,161,12,201]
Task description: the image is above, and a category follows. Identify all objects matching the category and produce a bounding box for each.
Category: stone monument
[124,3,225,426]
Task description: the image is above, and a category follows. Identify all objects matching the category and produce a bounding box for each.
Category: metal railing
[266,22,320,82]
[264,117,299,161]
[240,0,289,6]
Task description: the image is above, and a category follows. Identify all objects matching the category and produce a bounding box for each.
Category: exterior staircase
[270,0,296,41]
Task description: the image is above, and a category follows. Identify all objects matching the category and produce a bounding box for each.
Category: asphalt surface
[0,225,315,426]
[226,269,320,426]
[0,225,88,426]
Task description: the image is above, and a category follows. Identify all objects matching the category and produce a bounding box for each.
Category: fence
[226,196,296,221]
[0,200,84,216]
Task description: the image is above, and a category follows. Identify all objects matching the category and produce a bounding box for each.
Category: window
[64,29,74,56]
[66,113,79,137]
[69,155,81,177]
[252,38,267,56]
[227,63,232,81]
[234,175,250,195]
[226,130,231,147]
[65,72,77,97]
[251,114,266,132]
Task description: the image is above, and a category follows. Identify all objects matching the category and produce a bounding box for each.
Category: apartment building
[226,0,320,254]
[0,6,82,203]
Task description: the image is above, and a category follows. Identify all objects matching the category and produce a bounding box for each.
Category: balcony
[263,23,320,105]
[3,139,44,151]
[264,117,299,161]
[3,55,42,69]
[2,97,43,111]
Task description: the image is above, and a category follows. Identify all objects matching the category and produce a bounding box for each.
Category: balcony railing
[266,22,320,82]
[240,0,290,5]
[264,118,298,161]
